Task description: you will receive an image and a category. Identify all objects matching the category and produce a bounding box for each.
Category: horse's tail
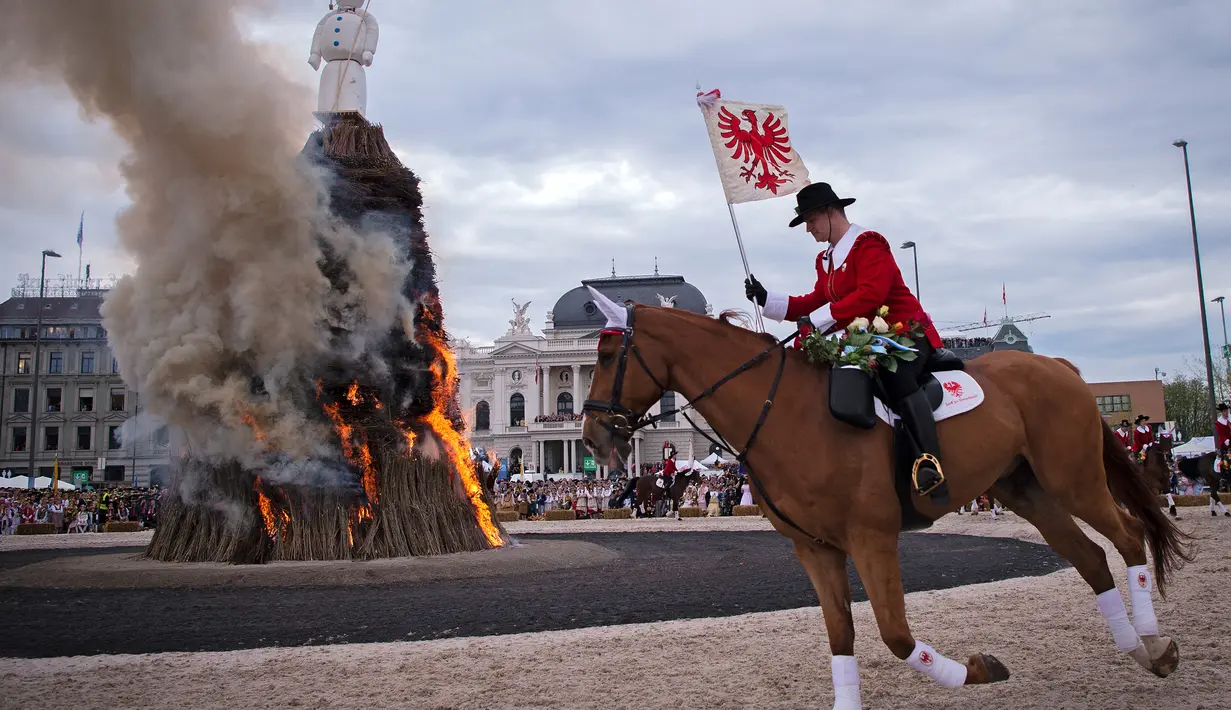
[1100,420,1194,595]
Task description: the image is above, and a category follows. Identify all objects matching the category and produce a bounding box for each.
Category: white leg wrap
[1219,501,1229,515]
[905,641,967,688]
[831,655,862,710]
[1211,497,1217,511]
[1097,588,1144,653]
[1165,492,1175,506]
[1126,565,1159,637]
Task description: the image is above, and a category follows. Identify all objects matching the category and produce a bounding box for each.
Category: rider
[1114,419,1132,451]
[743,182,945,494]
[1131,414,1153,462]
[658,446,678,492]
[1216,402,1230,472]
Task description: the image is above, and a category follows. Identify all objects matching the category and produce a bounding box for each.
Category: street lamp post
[900,241,920,300]
[1173,140,1219,430]
[27,249,62,488]
[1213,296,1229,401]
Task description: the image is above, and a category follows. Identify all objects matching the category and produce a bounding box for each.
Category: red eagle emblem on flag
[942,381,964,398]
[1137,571,1148,588]
[717,106,797,194]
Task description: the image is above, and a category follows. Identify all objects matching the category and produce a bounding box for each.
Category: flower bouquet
[802,305,926,374]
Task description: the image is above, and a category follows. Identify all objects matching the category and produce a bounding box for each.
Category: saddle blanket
[874,371,985,426]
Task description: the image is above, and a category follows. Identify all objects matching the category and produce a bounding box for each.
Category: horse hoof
[1145,637,1179,678]
[965,653,1010,684]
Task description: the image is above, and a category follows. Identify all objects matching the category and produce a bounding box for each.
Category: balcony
[529,420,584,433]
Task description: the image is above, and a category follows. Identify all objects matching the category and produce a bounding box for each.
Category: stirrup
[911,453,945,496]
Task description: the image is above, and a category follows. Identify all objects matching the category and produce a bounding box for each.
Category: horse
[579,297,1192,708]
[1176,451,1231,517]
[634,469,701,518]
[1142,437,1179,519]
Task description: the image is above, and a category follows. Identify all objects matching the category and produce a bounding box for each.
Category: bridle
[581,305,826,545]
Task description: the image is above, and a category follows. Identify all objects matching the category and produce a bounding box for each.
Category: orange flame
[254,477,290,539]
[241,411,266,443]
[323,401,379,504]
[419,319,502,547]
[346,382,362,406]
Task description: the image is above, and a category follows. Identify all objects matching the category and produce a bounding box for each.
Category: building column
[571,364,582,413]
[633,437,641,475]
[566,438,574,473]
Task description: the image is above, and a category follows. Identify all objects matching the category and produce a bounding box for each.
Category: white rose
[848,317,870,332]
[872,316,890,334]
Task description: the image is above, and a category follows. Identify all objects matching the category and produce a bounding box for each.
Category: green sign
[582,457,597,472]
[72,469,90,486]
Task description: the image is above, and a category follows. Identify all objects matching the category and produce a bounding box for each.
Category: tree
[1162,355,1229,439]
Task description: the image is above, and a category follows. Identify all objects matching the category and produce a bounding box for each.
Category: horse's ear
[586,285,628,330]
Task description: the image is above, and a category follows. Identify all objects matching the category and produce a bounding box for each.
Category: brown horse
[1177,451,1231,517]
[633,469,701,518]
[580,297,1192,708]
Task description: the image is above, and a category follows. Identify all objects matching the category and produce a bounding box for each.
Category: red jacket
[762,227,942,349]
[1216,416,1231,450]
[1131,425,1153,453]
[661,458,677,476]
[1113,428,1132,450]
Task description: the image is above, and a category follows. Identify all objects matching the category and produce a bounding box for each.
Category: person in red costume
[1216,402,1230,465]
[1130,414,1153,460]
[1113,419,1133,451]
[744,182,944,494]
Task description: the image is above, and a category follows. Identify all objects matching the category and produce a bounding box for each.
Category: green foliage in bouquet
[802,305,927,374]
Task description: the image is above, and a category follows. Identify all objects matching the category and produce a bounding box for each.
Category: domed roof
[551,274,709,329]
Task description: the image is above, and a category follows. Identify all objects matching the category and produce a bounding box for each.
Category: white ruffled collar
[822,223,868,272]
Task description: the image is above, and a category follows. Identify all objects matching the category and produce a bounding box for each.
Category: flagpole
[724,202,765,332]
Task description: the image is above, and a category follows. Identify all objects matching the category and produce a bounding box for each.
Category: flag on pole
[76,212,84,247]
[1002,283,1006,305]
[697,88,810,204]
[983,307,988,327]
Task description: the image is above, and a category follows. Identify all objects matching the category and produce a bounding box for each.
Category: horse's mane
[715,309,781,346]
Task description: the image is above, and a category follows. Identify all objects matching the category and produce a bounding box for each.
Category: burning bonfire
[145,118,504,563]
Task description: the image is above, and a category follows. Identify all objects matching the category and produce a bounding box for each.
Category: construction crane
[952,312,1051,333]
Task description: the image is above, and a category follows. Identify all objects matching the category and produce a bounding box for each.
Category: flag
[76,212,83,247]
[85,264,91,280]
[983,308,988,327]
[1002,283,1006,305]
[697,88,810,204]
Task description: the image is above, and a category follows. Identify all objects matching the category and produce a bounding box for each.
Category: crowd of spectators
[1,488,160,534]
[493,463,753,519]
[533,413,584,423]
[942,336,993,350]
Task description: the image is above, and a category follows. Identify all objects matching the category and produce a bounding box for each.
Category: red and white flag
[697,88,810,204]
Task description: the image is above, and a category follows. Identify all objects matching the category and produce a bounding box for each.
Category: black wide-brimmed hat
[789,182,856,227]
[1219,402,1229,411]
[1119,419,1130,427]
[1135,414,1150,424]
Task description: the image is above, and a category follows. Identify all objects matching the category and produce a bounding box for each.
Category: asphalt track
[0,531,1066,658]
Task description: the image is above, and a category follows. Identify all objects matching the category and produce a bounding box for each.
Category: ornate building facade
[454,273,720,478]
[0,277,175,486]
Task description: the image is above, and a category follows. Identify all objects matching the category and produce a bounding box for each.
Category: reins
[582,307,827,546]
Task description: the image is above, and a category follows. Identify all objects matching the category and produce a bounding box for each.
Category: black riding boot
[898,389,946,499]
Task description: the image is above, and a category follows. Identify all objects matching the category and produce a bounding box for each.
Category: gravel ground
[5,513,1228,710]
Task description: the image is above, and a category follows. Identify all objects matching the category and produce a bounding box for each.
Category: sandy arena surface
[4,513,1229,709]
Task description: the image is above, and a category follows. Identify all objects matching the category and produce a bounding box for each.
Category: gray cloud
[2,0,1228,384]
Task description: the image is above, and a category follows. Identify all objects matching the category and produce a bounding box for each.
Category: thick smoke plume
[0,1,412,471]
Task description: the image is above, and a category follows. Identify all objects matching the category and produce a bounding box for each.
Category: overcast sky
[2,0,1228,384]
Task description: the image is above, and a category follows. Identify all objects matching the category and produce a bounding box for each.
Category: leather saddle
[827,347,966,532]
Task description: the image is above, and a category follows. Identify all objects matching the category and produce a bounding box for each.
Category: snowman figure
[308,1,380,117]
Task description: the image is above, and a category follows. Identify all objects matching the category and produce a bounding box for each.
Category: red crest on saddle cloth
[1137,571,1148,589]
[697,89,811,204]
[918,650,934,666]
[942,381,964,399]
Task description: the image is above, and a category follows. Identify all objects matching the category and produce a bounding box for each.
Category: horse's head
[581,287,670,469]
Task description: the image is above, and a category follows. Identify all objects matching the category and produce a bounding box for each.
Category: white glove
[308,53,321,70]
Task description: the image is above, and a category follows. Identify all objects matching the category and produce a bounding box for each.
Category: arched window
[658,391,677,422]
[475,401,490,431]
[556,392,574,415]
[509,447,523,473]
[509,393,525,426]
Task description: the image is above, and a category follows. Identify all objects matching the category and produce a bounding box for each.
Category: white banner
[697,89,810,205]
